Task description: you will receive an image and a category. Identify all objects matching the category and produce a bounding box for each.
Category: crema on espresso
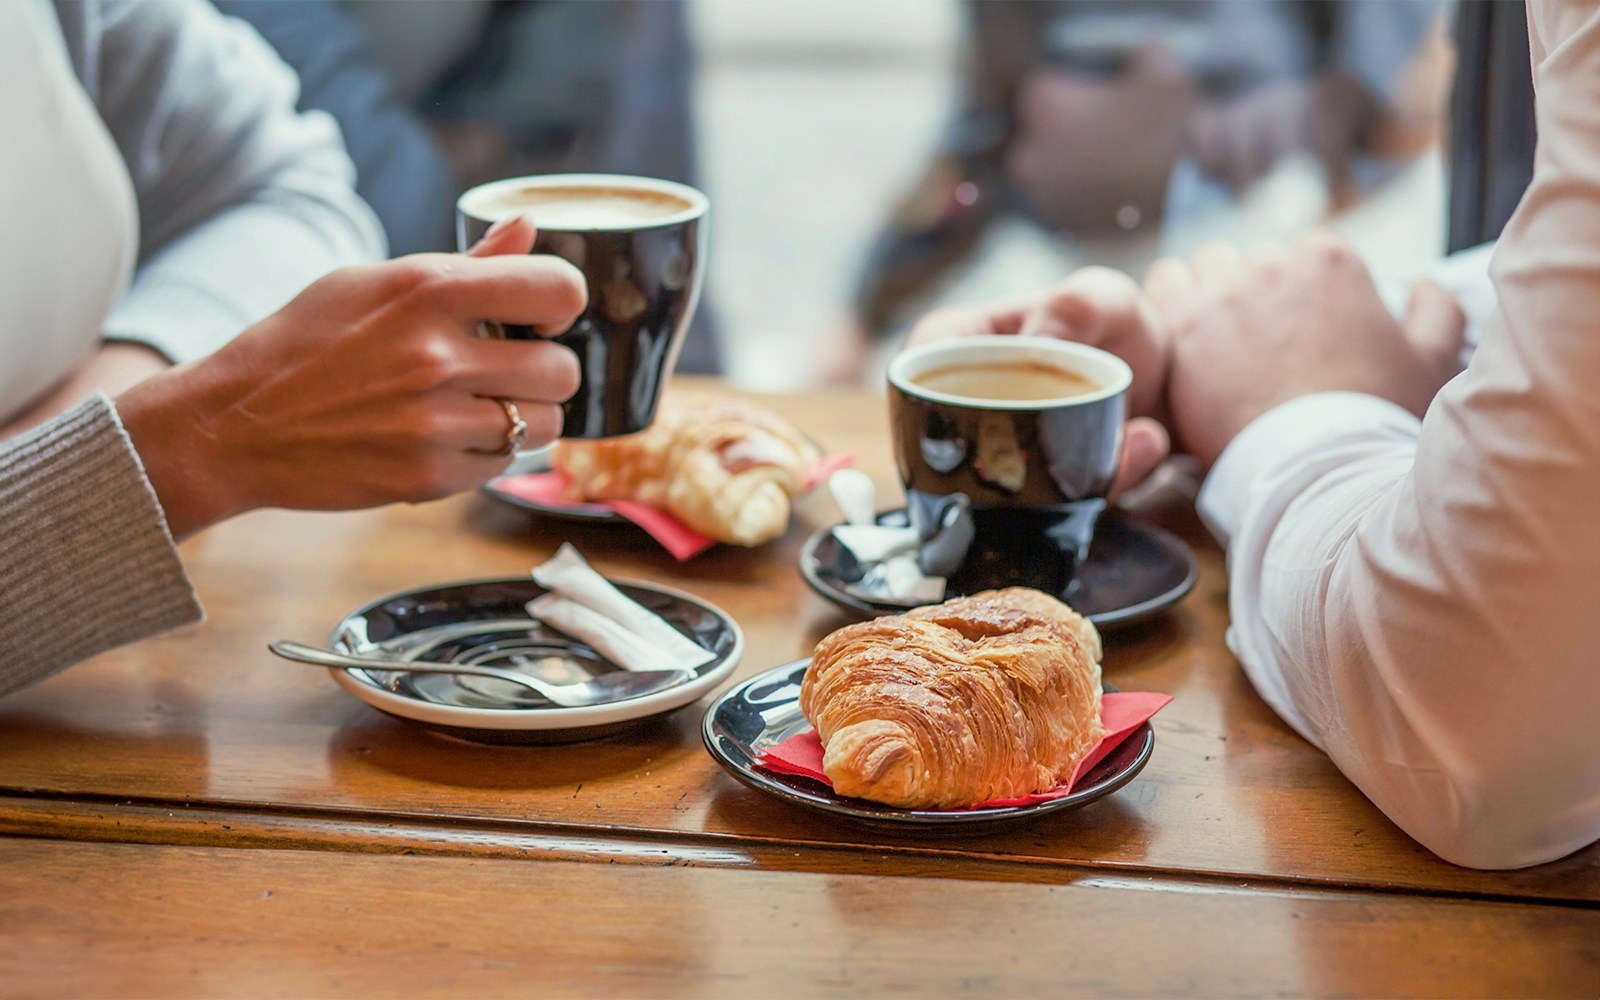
[911,361,1099,402]
[464,184,694,230]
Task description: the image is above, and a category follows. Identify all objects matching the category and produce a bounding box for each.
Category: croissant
[552,394,820,546]
[799,588,1104,808]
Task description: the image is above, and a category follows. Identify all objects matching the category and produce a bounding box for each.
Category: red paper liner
[489,452,856,561]
[756,690,1172,811]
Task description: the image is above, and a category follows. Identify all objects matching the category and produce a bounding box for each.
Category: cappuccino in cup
[887,336,1132,596]
[459,183,698,232]
[910,359,1101,402]
[456,174,709,440]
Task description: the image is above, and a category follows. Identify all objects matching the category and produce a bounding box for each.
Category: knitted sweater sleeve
[0,395,200,695]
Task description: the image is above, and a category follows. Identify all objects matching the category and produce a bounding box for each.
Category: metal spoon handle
[267,639,562,699]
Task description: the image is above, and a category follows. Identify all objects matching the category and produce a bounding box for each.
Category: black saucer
[799,510,1197,628]
[482,446,627,526]
[702,660,1154,833]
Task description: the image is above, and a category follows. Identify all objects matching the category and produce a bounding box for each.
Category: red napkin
[757,690,1173,810]
[489,452,857,561]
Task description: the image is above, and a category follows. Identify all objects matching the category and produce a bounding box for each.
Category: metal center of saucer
[377,623,612,710]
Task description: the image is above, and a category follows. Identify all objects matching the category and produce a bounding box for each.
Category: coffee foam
[466,184,693,230]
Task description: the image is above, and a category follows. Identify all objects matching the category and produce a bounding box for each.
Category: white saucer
[325,577,742,744]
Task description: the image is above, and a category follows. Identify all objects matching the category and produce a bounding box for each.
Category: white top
[1196,1,1600,870]
[0,0,137,410]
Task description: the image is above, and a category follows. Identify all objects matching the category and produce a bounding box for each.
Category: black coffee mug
[887,336,1132,596]
[456,173,709,440]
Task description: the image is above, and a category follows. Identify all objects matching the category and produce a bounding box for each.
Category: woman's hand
[118,216,588,539]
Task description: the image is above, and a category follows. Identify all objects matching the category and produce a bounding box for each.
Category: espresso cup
[886,336,1133,596]
[456,173,709,439]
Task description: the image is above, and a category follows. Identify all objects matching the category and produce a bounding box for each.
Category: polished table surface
[1,380,1596,997]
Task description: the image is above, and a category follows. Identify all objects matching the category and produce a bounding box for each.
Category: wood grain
[0,380,1593,905]
[3,838,1595,999]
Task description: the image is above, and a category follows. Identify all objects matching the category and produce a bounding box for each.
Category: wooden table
[1,382,1595,998]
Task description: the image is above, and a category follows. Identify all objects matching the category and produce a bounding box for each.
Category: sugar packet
[528,544,714,672]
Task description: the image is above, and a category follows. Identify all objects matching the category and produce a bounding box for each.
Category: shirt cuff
[1196,392,1422,547]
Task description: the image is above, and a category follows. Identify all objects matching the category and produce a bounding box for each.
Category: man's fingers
[1020,288,1095,342]
[1190,241,1242,289]
[1019,266,1143,343]
[1109,417,1171,499]
[1245,240,1291,272]
[1142,256,1195,323]
[904,295,1041,346]
[466,213,538,257]
[1404,278,1468,376]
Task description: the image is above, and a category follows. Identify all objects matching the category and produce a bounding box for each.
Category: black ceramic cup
[456,173,709,440]
[886,336,1132,596]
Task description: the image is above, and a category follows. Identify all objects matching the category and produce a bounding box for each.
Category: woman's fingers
[466,213,538,257]
[388,253,589,334]
[455,337,582,404]
[360,391,561,462]
[464,394,565,457]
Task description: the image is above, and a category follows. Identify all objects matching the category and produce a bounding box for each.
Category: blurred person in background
[843,0,1451,362]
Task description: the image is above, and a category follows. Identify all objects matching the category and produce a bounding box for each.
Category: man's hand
[117,215,588,539]
[1148,232,1466,468]
[905,265,1172,495]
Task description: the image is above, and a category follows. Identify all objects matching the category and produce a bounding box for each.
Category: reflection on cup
[456,173,709,440]
[887,336,1132,596]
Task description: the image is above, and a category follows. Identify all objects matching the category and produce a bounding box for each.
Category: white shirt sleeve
[1195,1,1600,870]
[66,0,386,363]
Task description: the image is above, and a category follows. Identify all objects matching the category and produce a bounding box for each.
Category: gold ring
[496,398,528,456]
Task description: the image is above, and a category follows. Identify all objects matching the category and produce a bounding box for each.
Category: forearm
[1187,3,1600,871]
[1201,386,1600,869]
[0,395,201,692]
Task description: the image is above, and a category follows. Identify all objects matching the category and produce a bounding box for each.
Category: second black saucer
[799,510,1198,628]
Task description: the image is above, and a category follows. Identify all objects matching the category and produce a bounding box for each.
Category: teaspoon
[267,639,694,707]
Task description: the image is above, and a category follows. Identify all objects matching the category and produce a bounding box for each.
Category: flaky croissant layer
[800,588,1105,809]
[552,395,820,545]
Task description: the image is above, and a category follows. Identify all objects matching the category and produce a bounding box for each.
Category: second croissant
[800,587,1105,809]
